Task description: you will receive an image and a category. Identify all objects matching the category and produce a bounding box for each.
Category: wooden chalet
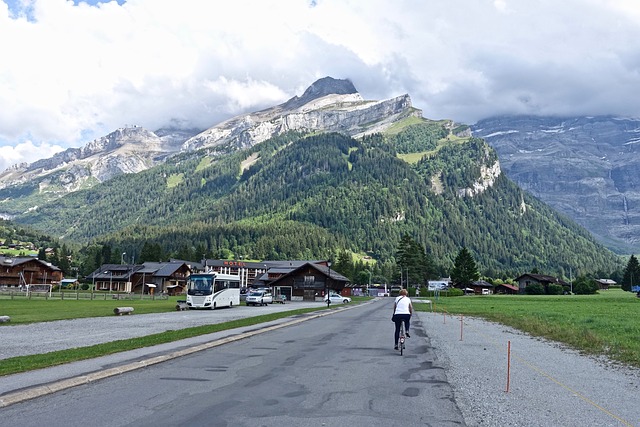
[594,279,616,290]
[0,256,62,288]
[515,273,570,294]
[87,262,191,294]
[263,262,351,301]
[494,283,519,295]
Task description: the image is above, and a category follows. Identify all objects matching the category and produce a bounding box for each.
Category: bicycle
[398,320,406,356]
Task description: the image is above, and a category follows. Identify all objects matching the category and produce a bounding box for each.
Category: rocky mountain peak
[282,77,357,110]
[182,77,419,152]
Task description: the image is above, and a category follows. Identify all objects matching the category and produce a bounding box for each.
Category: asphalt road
[0,299,465,427]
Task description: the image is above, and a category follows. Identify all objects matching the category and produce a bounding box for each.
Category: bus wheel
[213,302,216,310]
[230,301,233,307]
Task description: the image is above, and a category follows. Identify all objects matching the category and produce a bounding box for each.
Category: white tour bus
[186,273,241,309]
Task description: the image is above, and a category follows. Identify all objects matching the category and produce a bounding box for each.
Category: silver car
[245,291,273,306]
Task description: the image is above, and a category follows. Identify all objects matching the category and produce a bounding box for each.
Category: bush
[446,288,464,297]
[574,282,599,295]
[547,284,564,295]
[525,283,545,295]
[80,284,90,290]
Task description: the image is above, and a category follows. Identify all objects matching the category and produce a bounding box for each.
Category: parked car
[324,293,351,304]
[274,294,287,304]
[245,291,273,306]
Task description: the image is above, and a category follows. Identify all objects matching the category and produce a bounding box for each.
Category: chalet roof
[515,273,569,286]
[0,256,61,271]
[86,264,143,280]
[170,258,204,271]
[141,262,189,277]
[595,278,616,285]
[268,262,350,287]
[471,280,494,288]
[495,283,519,291]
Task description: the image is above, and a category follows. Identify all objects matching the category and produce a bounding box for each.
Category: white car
[245,291,273,306]
[324,293,351,304]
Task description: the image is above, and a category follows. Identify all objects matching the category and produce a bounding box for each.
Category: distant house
[494,283,519,295]
[0,256,62,288]
[594,279,616,290]
[515,273,570,294]
[470,280,494,295]
[87,261,191,294]
[132,262,191,295]
[265,262,350,301]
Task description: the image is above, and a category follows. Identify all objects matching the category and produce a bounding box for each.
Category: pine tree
[451,247,479,287]
[621,254,640,292]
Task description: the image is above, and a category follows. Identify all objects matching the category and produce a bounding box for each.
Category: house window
[304,275,314,285]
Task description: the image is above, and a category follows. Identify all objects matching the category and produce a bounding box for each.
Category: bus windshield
[187,275,213,296]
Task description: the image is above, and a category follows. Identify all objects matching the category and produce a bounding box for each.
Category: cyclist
[392,288,413,350]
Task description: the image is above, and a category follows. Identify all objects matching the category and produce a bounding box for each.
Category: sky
[1,0,640,172]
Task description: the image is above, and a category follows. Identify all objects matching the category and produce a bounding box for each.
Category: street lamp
[326,261,331,308]
[121,252,126,265]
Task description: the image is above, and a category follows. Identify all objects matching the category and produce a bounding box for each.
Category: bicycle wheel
[399,322,405,356]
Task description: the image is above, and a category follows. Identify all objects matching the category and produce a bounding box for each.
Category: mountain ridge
[0,77,419,217]
[473,115,640,253]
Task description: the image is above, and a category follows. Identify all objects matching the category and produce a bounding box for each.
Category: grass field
[0,294,185,324]
[415,288,640,368]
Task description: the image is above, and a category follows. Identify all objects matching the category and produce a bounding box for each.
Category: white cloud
[1,0,640,167]
[0,140,64,173]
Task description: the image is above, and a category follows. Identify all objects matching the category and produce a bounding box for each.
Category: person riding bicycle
[393,288,413,350]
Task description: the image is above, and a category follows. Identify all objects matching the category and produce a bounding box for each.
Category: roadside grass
[0,296,186,324]
[415,288,640,368]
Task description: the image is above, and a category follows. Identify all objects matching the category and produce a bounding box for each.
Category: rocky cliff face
[473,115,640,253]
[182,77,420,152]
[0,126,193,190]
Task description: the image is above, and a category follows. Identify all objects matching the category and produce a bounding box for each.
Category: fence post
[505,340,511,393]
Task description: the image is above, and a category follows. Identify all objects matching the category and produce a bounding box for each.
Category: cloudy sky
[1,0,640,172]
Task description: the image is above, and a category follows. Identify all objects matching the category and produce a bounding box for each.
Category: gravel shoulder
[420,310,640,427]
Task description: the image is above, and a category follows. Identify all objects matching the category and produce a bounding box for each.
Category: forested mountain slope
[14,121,623,278]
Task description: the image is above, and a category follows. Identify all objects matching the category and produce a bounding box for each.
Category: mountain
[181,76,419,152]
[0,77,418,219]
[473,116,640,254]
[0,126,199,217]
[1,78,625,277]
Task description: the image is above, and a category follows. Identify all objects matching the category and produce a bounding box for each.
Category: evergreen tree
[451,247,479,287]
[621,254,640,292]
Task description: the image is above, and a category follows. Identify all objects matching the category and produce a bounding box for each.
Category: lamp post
[327,262,332,307]
[121,252,126,265]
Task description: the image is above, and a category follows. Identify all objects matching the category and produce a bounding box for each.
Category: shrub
[574,282,599,295]
[80,284,90,290]
[446,287,464,297]
[525,283,545,295]
[547,284,564,295]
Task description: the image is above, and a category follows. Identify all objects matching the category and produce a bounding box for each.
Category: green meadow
[416,288,640,368]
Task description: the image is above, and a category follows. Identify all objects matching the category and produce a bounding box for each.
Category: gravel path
[420,310,640,427]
